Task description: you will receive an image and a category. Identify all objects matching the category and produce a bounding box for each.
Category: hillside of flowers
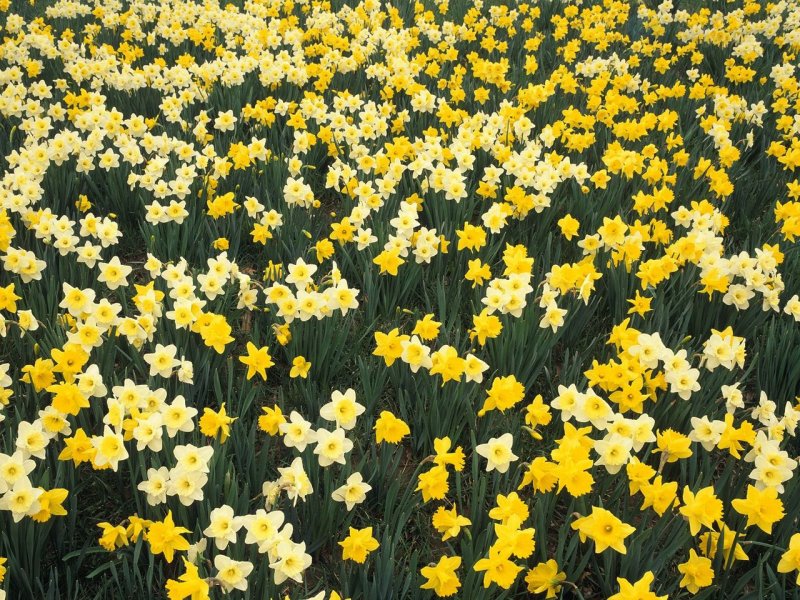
[1,0,800,597]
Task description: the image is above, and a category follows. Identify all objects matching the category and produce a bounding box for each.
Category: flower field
[1,0,800,597]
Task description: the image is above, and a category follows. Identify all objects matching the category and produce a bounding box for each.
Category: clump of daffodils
[1,0,800,597]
